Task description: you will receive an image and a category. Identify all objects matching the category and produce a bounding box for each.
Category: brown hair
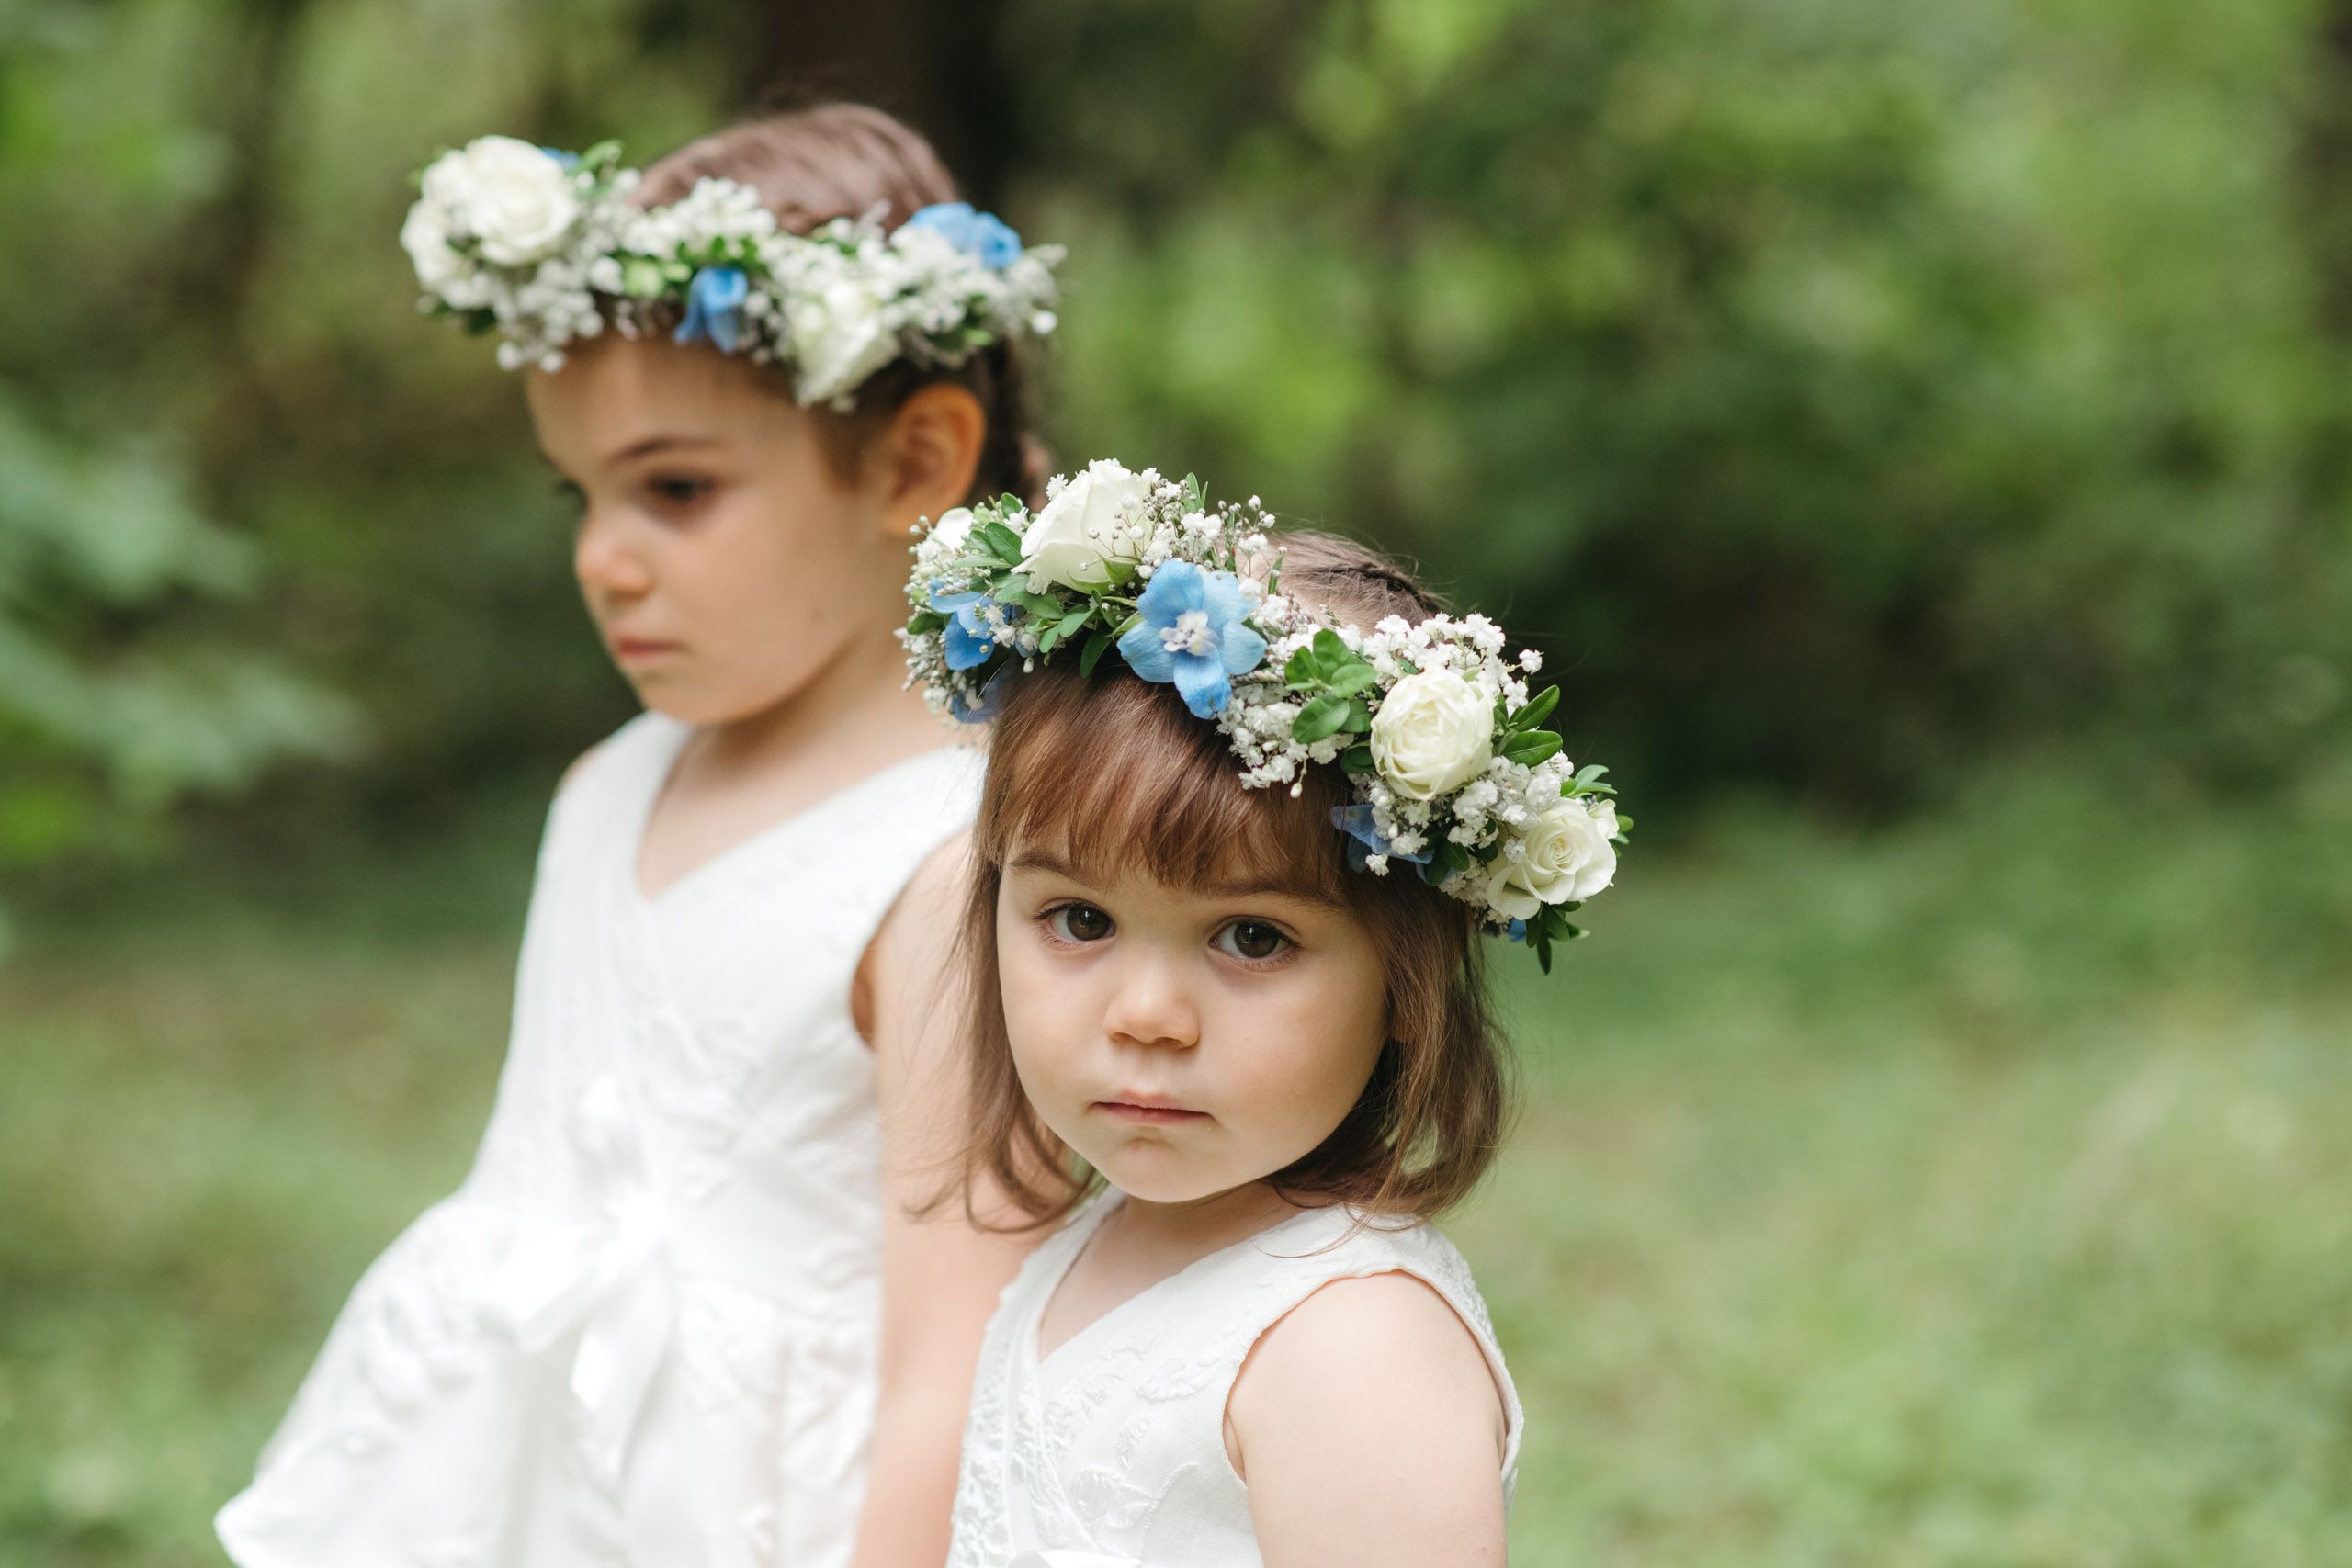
[637,103,1046,505]
[957,532,1510,1229]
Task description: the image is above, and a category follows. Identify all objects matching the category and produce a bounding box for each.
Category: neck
[699,614,938,772]
[1108,1181,1305,1260]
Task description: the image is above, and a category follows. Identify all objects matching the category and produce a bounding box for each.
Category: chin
[1091,1146,1229,1206]
[628,676,775,728]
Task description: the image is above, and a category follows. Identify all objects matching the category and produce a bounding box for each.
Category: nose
[573,504,654,604]
[1102,948,1201,1054]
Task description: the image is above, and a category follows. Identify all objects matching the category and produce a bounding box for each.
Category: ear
[875,382,988,538]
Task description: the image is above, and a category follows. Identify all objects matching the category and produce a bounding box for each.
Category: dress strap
[1203,1210,1524,1492]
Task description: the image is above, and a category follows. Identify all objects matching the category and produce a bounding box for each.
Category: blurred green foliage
[0,397,355,936]
[1016,0,2352,807]
[3,0,2349,881]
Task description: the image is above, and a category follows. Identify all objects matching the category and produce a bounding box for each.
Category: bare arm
[1227,1271,1511,1568]
[846,831,1037,1568]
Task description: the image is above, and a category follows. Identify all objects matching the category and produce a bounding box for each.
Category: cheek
[667,491,857,663]
[997,927,1085,1085]
[1219,973,1387,1122]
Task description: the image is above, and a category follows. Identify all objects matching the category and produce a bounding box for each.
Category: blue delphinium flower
[673,265,750,353]
[538,146,582,170]
[949,660,1017,725]
[930,580,1023,671]
[903,201,1023,271]
[1115,560,1268,718]
[1329,804,1435,874]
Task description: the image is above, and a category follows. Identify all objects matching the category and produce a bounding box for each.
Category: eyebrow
[602,434,723,466]
[1004,848,1344,908]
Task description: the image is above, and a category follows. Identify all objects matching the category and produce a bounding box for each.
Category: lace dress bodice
[945,1195,1522,1568]
[219,713,983,1568]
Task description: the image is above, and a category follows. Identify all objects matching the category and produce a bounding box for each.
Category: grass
[5,784,2349,1565]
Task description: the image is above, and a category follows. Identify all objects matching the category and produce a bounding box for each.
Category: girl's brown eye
[1049,904,1114,943]
[648,474,713,506]
[1216,919,1288,962]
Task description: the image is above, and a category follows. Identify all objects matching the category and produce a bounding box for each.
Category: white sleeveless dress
[944,1195,1522,1568]
[218,712,984,1568]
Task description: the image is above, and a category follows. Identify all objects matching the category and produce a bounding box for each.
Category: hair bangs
[982,666,1350,903]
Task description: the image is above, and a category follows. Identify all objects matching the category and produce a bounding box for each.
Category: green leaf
[1325,661,1380,697]
[1343,695,1373,733]
[1037,606,1091,654]
[1112,611,1143,637]
[1284,647,1320,688]
[995,584,1067,620]
[1079,629,1115,678]
[977,521,1025,563]
[1340,745,1376,774]
[1501,730,1563,766]
[1510,685,1560,733]
[907,611,946,635]
[1292,694,1351,743]
[1310,627,1351,677]
[1564,761,1616,798]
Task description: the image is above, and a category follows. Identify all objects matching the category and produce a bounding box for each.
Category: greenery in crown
[899,460,1630,968]
[401,135,1061,404]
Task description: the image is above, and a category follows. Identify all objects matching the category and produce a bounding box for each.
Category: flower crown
[899,461,1630,967]
[401,136,1062,405]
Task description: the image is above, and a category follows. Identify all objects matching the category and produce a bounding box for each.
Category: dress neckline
[626,715,974,912]
[1030,1193,1340,1381]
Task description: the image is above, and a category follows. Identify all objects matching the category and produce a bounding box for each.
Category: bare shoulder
[868,827,976,972]
[1234,1269,1502,1436]
[1228,1269,1510,1564]
[854,827,975,1052]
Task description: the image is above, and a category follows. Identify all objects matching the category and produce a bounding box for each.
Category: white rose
[1368,670,1494,800]
[401,199,463,290]
[789,277,899,404]
[436,137,580,267]
[1015,459,1152,592]
[1486,799,1617,920]
[928,507,975,553]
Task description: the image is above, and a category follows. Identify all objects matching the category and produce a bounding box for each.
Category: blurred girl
[897,466,1628,1564]
[219,106,1058,1568]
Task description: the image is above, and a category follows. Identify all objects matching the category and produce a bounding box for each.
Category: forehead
[1001,835,1343,911]
[984,668,1358,906]
[526,338,788,460]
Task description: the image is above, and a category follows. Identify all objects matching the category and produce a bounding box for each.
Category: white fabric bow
[480,1075,679,1485]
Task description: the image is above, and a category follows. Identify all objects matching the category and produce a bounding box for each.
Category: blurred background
[5,0,2350,1562]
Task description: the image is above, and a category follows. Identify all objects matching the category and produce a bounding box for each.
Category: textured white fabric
[219,713,983,1568]
[945,1196,1522,1568]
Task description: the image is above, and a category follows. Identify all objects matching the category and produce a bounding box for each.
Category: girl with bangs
[902,468,1628,1566]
